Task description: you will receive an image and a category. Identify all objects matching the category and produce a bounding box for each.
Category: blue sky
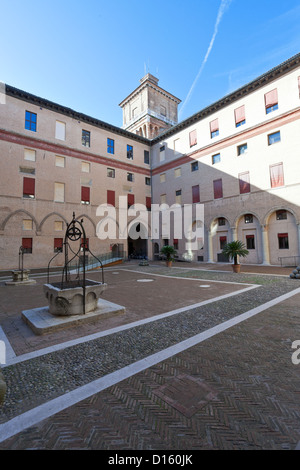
[1,0,300,127]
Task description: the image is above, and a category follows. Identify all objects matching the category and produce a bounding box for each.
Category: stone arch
[127,220,149,258]
[1,209,38,231]
[264,206,299,265]
[263,206,299,225]
[235,211,262,264]
[38,212,68,232]
[208,216,231,263]
[76,214,97,236]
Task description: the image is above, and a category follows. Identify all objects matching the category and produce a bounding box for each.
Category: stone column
[297,223,300,264]
[207,229,214,263]
[261,224,270,265]
[230,226,237,242]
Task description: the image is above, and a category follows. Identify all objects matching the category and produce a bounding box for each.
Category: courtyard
[0,261,300,450]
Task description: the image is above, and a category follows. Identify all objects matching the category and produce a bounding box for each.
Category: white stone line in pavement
[3,284,258,368]
[120,268,257,285]
[0,327,15,361]
[1,286,300,444]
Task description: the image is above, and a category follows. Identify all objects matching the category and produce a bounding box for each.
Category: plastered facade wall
[0,94,152,269]
[150,67,300,265]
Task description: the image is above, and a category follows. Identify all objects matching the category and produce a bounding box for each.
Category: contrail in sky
[179,0,233,120]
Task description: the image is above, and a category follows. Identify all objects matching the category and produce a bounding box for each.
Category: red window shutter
[220,236,227,242]
[234,105,245,124]
[210,119,219,132]
[239,172,250,194]
[278,233,288,238]
[81,238,89,249]
[81,186,90,202]
[22,238,32,249]
[54,238,63,248]
[265,89,278,108]
[107,190,115,206]
[192,185,200,203]
[213,179,223,199]
[246,235,254,239]
[128,194,135,207]
[189,130,197,147]
[270,163,284,188]
[146,197,151,209]
[23,177,35,196]
[173,238,178,245]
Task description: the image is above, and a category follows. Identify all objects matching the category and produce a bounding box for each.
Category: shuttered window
[270,163,284,188]
[265,89,278,113]
[81,186,90,204]
[210,119,219,137]
[22,238,32,253]
[23,177,35,198]
[107,190,115,207]
[128,194,135,208]
[234,105,245,127]
[192,185,200,203]
[213,179,223,199]
[189,130,197,147]
[239,172,250,194]
[54,238,63,253]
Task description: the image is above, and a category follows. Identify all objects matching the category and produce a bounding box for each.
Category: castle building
[1,52,300,269]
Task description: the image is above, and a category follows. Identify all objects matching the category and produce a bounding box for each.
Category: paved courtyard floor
[0,261,300,452]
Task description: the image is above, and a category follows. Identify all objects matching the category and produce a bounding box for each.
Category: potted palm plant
[221,240,249,273]
[160,245,177,267]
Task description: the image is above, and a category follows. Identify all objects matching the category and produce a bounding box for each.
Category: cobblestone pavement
[0,262,300,450]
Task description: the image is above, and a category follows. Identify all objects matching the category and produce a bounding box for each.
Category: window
[146,197,151,211]
[107,190,115,206]
[160,145,165,162]
[278,233,289,249]
[220,236,227,250]
[107,138,115,154]
[192,185,200,203]
[55,156,65,167]
[127,145,133,159]
[81,238,89,251]
[132,107,138,118]
[107,168,115,178]
[24,149,36,162]
[54,238,63,253]
[128,193,135,208]
[210,119,219,138]
[189,130,197,147]
[175,190,182,204]
[246,235,255,250]
[54,221,63,231]
[145,177,151,186]
[54,182,65,202]
[160,194,166,204]
[218,217,226,226]
[160,105,166,116]
[212,153,221,165]
[239,172,250,194]
[55,121,66,140]
[81,186,90,204]
[244,214,253,224]
[268,131,281,145]
[270,163,284,188]
[276,210,287,220]
[173,238,179,250]
[235,105,245,127]
[22,238,32,253]
[237,143,247,156]
[191,161,198,172]
[25,111,37,132]
[81,161,90,173]
[174,168,181,178]
[20,167,35,175]
[82,130,90,147]
[160,173,166,183]
[213,179,223,199]
[298,76,300,98]
[23,177,35,199]
[23,219,33,230]
[265,89,278,114]
[144,150,150,164]
[127,172,134,182]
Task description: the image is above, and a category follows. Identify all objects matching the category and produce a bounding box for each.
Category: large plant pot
[166,260,173,268]
[232,264,241,273]
[44,279,107,316]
